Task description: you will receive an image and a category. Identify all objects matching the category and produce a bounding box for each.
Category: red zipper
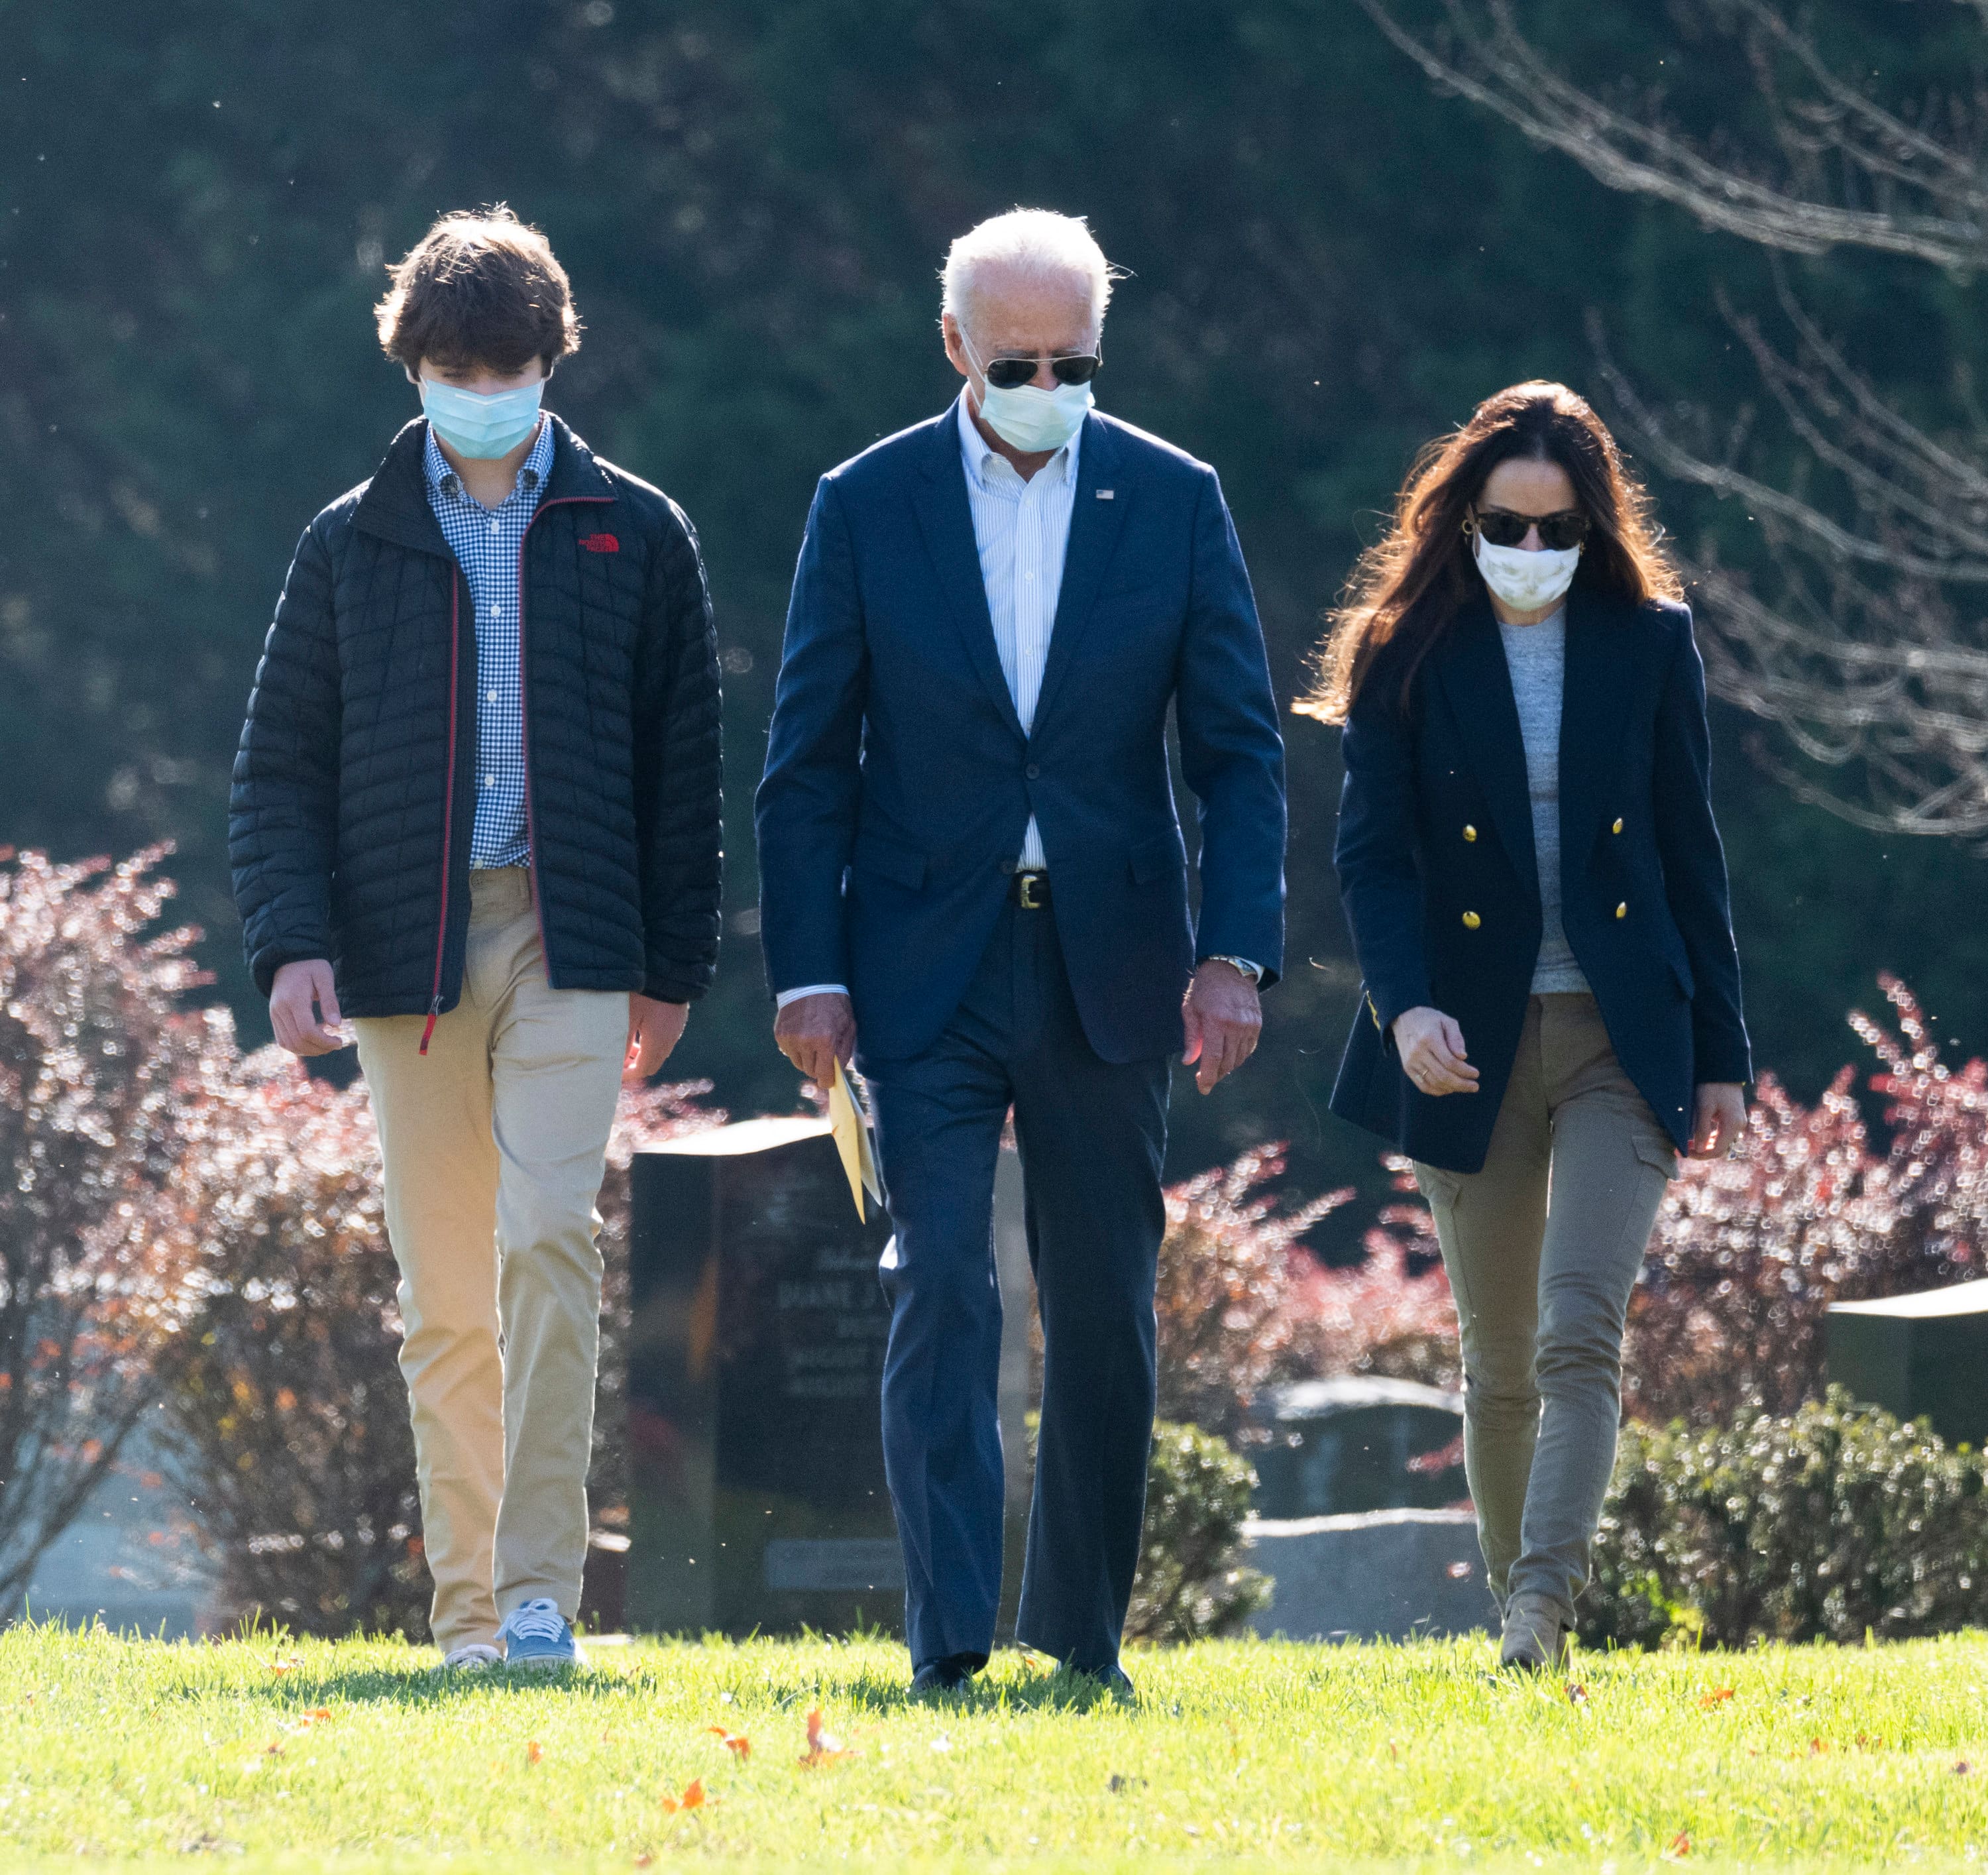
[420,571,464,1055]
[514,493,614,976]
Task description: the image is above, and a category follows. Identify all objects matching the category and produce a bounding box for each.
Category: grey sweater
[1498,610,1592,996]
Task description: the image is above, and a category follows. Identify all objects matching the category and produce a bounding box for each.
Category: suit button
[1024,763,1041,780]
[1461,910,1482,930]
[1612,817,1624,835]
[1616,901,1628,919]
[1463,824,1477,842]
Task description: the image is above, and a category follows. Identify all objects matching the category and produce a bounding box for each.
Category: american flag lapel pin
[1096,488,1115,500]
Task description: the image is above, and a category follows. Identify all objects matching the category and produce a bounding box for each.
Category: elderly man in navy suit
[755,209,1286,1697]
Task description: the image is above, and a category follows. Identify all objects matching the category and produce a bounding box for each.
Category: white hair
[940,209,1117,343]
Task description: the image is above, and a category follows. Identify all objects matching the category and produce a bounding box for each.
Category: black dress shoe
[1069,1661,1135,1701]
[909,1654,978,1699]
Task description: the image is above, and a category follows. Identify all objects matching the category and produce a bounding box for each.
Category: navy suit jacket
[756,397,1287,1066]
[1329,589,1750,1173]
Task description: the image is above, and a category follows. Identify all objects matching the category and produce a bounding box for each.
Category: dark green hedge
[1584,1389,1988,1649]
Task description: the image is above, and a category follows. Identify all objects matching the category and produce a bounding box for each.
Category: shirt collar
[423,414,556,509]
[956,392,1081,494]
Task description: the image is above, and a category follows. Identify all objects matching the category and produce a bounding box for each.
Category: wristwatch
[1202,955,1264,985]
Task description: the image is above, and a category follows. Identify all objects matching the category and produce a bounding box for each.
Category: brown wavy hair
[1299,381,1682,724]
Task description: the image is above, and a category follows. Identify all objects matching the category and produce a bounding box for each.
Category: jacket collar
[353,413,615,556]
[911,396,1025,740]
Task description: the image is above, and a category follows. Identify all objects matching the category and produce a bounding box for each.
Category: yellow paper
[830,1058,882,1221]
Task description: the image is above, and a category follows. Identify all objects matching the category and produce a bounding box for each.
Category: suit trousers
[862,898,1170,1673]
[1413,993,1678,1626]
[353,867,627,1652]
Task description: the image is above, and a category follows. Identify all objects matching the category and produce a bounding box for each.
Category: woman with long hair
[1305,382,1750,1670]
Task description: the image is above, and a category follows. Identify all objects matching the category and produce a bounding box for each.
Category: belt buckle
[1017,871,1046,911]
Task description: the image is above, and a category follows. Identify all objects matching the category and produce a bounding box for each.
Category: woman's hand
[1688,1082,1747,1158]
[1391,1005,1480,1096]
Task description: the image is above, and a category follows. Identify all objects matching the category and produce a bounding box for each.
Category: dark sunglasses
[1471,506,1591,552]
[982,351,1103,390]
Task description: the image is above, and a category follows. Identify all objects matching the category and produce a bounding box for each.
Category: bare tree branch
[1590,309,1988,840]
[1360,0,1988,839]
[1354,0,1988,267]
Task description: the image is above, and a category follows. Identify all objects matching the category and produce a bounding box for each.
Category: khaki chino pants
[354,868,627,1652]
[1413,993,1678,1628]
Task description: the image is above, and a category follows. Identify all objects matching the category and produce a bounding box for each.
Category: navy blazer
[756,396,1287,1066]
[1329,589,1750,1173]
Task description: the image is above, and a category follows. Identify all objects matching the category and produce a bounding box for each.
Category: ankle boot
[1499,1593,1569,1672]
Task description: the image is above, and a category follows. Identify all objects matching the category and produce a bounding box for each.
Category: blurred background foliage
[3,0,1985,1227]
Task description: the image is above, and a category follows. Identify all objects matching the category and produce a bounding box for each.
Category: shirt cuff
[775,984,849,1009]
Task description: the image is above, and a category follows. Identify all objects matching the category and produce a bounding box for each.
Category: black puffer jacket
[230,416,722,1019]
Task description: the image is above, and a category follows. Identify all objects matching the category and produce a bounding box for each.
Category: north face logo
[580,532,620,553]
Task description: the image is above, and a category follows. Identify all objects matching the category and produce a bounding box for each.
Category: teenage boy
[231,207,722,1670]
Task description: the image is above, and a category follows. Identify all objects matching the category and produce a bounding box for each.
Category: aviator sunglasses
[978,349,1104,390]
[1468,505,1592,553]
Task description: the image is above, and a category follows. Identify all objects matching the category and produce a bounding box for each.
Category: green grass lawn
[3,1624,1985,1872]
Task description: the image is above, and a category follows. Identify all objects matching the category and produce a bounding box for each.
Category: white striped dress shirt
[956,393,1081,872]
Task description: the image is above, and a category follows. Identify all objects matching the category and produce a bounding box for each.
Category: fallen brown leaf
[799,1705,857,1767]
[1698,1687,1735,1709]
[661,1777,706,1813]
[707,1725,751,1760]
[527,1740,543,1765]
[1667,1828,1692,1859]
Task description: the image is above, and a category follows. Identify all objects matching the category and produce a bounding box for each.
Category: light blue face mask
[963,335,1094,455]
[419,375,547,459]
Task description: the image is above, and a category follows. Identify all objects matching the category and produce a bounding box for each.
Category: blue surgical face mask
[419,375,546,459]
[963,335,1094,455]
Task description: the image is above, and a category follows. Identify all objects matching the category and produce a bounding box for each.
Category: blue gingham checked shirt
[423,418,556,869]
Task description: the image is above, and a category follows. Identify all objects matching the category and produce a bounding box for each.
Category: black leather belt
[1010,870,1052,909]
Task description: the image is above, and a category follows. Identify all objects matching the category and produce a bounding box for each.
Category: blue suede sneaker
[497,1597,587,1672]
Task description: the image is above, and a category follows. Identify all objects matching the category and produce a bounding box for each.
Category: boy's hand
[627,994,690,1081]
[270,960,347,1056]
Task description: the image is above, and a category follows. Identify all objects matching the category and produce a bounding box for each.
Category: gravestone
[1826,1278,1988,1448]
[1244,1508,1486,1641]
[624,1117,901,1636]
[1249,1376,1464,1518]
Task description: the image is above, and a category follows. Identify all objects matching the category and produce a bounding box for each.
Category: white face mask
[962,333,1094,455]
[1473,528,1580,612]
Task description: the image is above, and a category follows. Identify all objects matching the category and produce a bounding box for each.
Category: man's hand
[626,993,690,1082]
[1182,960,1262,1095]
[774,990,857,1088]
[269,959,347,1057]
[1688,1082,1747,1159]
[1391,1005,1480,1097]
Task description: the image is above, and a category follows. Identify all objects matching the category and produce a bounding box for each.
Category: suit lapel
[911,398,1026,742]
[1558,587,1635,863]
[1030,412,1127,732]
[1431,597,1537,905]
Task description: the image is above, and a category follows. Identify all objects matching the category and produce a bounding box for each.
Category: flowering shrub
[0,847,217,1599]
[1624,977,1984,1425]
[1152,1146,1351,1442]
[1298,1157,1461,1392]
[162,1052,421,1635]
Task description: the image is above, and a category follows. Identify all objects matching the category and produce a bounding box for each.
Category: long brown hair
[1299,381,1682,724]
